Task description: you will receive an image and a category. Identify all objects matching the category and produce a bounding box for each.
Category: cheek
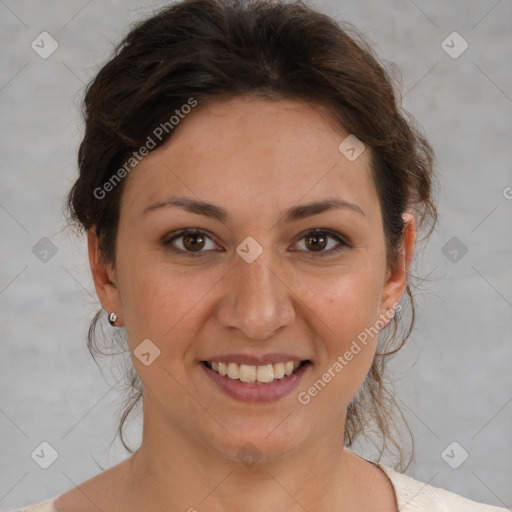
[298,283,381,413]
[310,264,384,338]
[302,265,384,383]
[115,262,215,404]
[117,254,223,354]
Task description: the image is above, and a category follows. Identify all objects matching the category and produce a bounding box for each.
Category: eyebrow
[143,196,365,223]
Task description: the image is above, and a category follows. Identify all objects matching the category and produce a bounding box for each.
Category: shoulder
[377,464,509,512]
[6,498,59,512]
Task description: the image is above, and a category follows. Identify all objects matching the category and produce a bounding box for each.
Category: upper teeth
[208,361,301,383]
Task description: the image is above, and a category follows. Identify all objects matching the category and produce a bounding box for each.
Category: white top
[8,463,508,511]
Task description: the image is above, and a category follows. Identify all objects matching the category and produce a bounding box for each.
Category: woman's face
[90,96,414,462]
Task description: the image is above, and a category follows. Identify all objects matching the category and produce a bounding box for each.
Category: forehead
[121,96,378,222]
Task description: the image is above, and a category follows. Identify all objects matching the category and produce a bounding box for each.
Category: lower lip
[200,362,310,402]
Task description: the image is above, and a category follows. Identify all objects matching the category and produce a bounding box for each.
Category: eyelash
[162,229,351,258]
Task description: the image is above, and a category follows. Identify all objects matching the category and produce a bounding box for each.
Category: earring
[108,312,117,326]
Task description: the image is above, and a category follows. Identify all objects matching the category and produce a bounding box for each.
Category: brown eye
[304,233,328,252]
[293,229,350,257]
[164,229,219,256]
[182,232,206,251]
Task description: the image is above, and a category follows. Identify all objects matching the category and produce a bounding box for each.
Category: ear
[88,227,123,325]
[379,212,416,326]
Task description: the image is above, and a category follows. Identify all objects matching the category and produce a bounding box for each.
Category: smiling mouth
[202,360,310,384]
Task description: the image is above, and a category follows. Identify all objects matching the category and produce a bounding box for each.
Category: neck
[125,405,361,511]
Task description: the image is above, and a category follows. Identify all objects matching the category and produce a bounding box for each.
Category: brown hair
[66,0,437,469]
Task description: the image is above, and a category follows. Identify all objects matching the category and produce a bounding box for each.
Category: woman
[13,0,508,510]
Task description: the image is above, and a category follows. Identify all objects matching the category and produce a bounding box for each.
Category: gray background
[1,0,511,509]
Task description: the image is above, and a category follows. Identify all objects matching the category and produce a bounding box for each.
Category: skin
[56,96,415,512]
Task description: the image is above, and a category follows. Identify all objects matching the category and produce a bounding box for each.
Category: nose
[215,248,296,341]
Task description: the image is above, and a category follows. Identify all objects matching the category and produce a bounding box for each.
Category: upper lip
[201,353,310,366]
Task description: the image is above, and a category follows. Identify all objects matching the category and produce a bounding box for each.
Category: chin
[201,417,308,466]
